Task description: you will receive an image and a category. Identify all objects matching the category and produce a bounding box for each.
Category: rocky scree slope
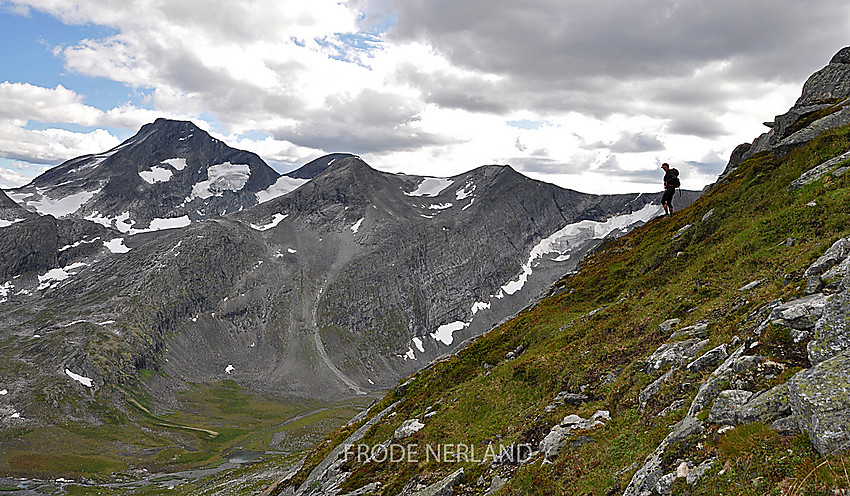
[274,47,850,496]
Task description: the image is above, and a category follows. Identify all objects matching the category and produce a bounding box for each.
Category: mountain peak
[830,46,850,64]
[287,153,359,179]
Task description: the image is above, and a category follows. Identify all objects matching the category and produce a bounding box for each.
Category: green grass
[289,124,850,495]
[0,380,372,487]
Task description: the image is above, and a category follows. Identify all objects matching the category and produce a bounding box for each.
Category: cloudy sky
[1,1,848,194]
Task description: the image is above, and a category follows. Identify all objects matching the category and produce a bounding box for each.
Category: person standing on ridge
[660,162,679,217]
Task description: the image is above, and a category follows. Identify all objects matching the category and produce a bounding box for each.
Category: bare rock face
[788,351,850,455]
[716,47,850,182]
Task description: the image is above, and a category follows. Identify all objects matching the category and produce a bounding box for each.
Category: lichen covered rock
[788,351,850,454]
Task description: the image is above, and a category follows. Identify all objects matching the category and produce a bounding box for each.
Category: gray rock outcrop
[716,46,850,183]
[788,351,850,455]
[644,338,708,374]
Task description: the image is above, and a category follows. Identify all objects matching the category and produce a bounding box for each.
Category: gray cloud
[602,132,666,153]
[375,0,850,132]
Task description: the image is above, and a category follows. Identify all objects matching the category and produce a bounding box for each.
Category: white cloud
[1,0,848,193]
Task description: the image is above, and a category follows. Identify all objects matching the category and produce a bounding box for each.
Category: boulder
[709,390,753,425]
[788,351,850,454]
[658,318,681,333]
[686,344,729,373]
[687,458,716,485]
[622,416,704,496]
[554,391,589,405]
[671,322,709,340]
[394,419,425,440]
[640,368,675,411]
[807,286,850,365]
[539,425,569,461]
[484,475,506,496]
[408,468,465,496]
[767,294,829,330]
[771,415,802,435]
[645,339,708,374]
[735,383,792,425]
[804,237,850,278]
[539,410,609,461]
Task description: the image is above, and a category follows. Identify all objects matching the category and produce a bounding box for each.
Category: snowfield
[139,166,173,184]
[189,162,251,200]
[405,177,454,197]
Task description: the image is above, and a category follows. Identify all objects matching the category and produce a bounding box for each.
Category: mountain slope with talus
[270,47,850,496]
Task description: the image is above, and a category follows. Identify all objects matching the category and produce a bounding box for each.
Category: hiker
[660,163,680,216]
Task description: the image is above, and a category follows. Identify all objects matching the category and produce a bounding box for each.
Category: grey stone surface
[804,237,850,278]
[709,390,753,425]
[686,458,716,485]
[687,344,729,373]
[768,294,829,331]
[484,475,506,496]
[771,415,802,435]
[736,384,792,425]
[406,468,465,496]
[645,339,708,374]
[658,318,681,333]
[789,150,850,191]
[670,322,709,340]
[622,416,704,496]
[640,368,674,411]
[688,345,746,417]
[539,410,609,461]
[394,419,425,440]
[808,284,850,365]
[788,351,850,454]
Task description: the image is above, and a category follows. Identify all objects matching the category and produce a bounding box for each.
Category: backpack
[669,168,681,189]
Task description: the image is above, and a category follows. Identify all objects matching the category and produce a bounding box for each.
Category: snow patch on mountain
[456,182,476,200]
[0,281,12,303]
[405,177,454,197]
[250,213,288,231]
[256,176,310,203]
[189,162,251,200]
[500,203,663,296]
[65,369,93,387]
[139,166,173,184]
[28,189,100,217]
[431,321,470,346]
[38,262,88,290]
[149,216,191,231]
[471,301,491,314]
[85,211,189,234]
[162,158,187,171]
[104,238,130,254]
[0,218,24,228]
[59,237,101,252]
[351,218,364,233]
[425,203,664,348]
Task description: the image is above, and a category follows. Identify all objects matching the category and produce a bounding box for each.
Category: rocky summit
[7,118,283,232]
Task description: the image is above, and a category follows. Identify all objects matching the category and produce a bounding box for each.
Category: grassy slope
[286,124,850,496]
